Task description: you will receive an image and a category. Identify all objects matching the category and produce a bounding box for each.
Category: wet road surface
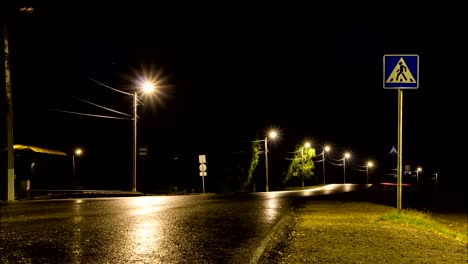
[0,184,369,263]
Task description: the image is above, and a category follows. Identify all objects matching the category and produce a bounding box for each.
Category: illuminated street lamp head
[344,152,351,159]
[367,161,374,167]
[417,167,422,172]
[141,81,156,94]
[324,145,331,152]
[74,148,83,156]
[268,131,278,139]
[304,142,311,148]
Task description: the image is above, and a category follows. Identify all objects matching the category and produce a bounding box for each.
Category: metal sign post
[384,54,419,213]
[139,146,147,193]
[397,89,403,212]
[199,155,207,194]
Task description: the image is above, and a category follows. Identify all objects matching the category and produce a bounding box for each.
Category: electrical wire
[326,160,343,166]
[88,77,132,96]
[52,109,132,120]
[353,168,367,172]
[72,96,133,117]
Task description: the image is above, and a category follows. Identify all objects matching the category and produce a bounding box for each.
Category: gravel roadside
[259,200,467,264]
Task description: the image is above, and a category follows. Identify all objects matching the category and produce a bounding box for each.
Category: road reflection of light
[127,197,165,261]
[324,184,338,190]
[71,212,83,263]
[265,191,281,199]
[262,196,281,223]
[344,184,354,192]
[133,221,160,258]
[130,196,167,216]
[301,183,368,197]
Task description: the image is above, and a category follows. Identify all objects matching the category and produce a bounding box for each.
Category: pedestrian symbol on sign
[386,58,416,83]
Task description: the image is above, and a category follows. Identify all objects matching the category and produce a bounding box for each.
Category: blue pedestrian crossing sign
[388,145,398,156]
[383,54,419,89]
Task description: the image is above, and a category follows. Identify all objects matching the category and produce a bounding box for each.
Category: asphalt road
[0,184,370,263]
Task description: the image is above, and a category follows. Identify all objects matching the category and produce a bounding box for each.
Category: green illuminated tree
[285,145,316,185]
[243,140,261,189]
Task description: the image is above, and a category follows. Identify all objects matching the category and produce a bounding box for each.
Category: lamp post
[132,91,138,192]
[85,76,159,192]
[132,81,156,192]
[416,167,422,187]
[300,142,311,189]
[322,145,330,185]
[73,148,83,178]
[366,161,374,184]
[343,152,351,183]
[264,130,277,192]
[4,6,35,201]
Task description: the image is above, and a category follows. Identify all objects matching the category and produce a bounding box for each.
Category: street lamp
[73,148,83,178]
[366,161,374,184]
[343,152,351,183]
[300,142,311,188]
[264,130,277,192]
[132,81,156,192]
[416,167,422,187]
[321,145,331,185]
[85,75,161,192]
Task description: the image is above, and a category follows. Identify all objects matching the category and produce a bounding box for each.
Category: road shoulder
[259,200,467,263]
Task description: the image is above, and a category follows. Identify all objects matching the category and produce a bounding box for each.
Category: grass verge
[379,208,467,244]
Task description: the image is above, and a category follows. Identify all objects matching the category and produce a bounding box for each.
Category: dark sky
[2,2,465,189]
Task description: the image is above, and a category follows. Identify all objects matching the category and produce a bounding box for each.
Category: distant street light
[264,130,278,192]
[343,152,351,183]
[321,145,331,185]
[416,167,422,187]
[366,161,374,184]
[75,148,83,155]
[73,148,83,178]
[300,142,311,188]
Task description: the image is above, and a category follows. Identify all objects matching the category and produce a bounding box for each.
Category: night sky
[2,2,465,191]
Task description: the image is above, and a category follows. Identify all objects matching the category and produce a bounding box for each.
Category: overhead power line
[51,109,132,120]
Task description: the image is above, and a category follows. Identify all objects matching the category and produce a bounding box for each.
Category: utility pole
[132,92,138,192]
[300,147,305,188]
[264,137,269,192]
[2,6,34,200]
[3,16,15,201]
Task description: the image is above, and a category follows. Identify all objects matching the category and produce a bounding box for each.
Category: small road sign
[389,145,398,155]
[198,154,207,193]
[199,163,207,172]
[199,155,206,163]
[139,146,147,157]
